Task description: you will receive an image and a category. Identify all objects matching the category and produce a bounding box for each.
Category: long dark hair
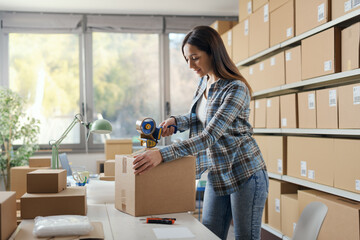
[182,25,252,95]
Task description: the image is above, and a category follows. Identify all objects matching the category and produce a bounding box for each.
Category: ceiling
[0,0,239,17]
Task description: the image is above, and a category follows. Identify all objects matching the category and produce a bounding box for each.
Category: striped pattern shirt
[159,77,266,196]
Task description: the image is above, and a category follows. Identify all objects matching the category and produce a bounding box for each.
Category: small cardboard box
[99,173,115,181]
[210,21,236,35]
[268,179,298,231]
[115,155,196,217]
[105,139,133,160]
[281,193,298,238]
[232,19,249,63]
[266,96,280,128]
[332,0,360,20]
[342,22,360,72]
[338,83,360,128]
[298,91,317,129]
[27,169,67,193]
[28,157,51,168]
[104,160,115,176]
[295,0,330,36]
[270,0,294,46]
[239,0,252,22]
[280,94,297,128]
[254,98,267,128]
[0,191,17,240]
[21,187,86,219]
[301,27,341,80]
[253,0,268,11]
[316,88,338,129]
[221,29,233,59]
[249,4,270,56]
[285,45,302,84]
[267,136,287,175]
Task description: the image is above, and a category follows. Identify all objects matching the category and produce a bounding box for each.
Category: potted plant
[0,88,40,191]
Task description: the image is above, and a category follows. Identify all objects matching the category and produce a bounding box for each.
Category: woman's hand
[159,117,177,137]
[133,149,163,175]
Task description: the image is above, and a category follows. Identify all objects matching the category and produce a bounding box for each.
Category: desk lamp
[49,113,112,169]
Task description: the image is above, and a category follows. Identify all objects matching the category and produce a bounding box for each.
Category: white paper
[324,60,332,71]
[227,31,232,46]
[275,198,280,213]
[247,1,252,14]
[301,161,307,177]
[264,4,269,22]
[153,227,195,239]
[353,86,360,105]
[356,180,360,191]
[267,99,272,108]
[308,170,315,180]
[281,118,287,127]
[255,100,260,109]
[286,52,292,61]
[345,0,352,12]
[260,62,264,71]
[277,159,283,173]
[318,3,325,22]
[249,67,254,75]
[286,27,293,37]
[308,93,315,110]
[271,57,276,66]
[244,19,249,36]
[329,89,337,107]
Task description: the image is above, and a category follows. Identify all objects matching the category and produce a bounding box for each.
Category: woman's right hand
[160,117,176,137]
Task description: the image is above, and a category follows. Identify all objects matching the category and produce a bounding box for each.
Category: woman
[133,25,268,240]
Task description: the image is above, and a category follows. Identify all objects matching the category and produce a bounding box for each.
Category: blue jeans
[202,169,269,240]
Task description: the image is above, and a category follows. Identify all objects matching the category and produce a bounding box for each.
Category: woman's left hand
[133,149,163,175]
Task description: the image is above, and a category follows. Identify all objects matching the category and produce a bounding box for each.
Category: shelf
[253,128,360,136]
[268,172,282,180]
[261,224,283,238]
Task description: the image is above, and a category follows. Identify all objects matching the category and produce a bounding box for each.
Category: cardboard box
[295,0,330,36]
[297,189,328,216]
[0,192,17,240]
[28,157,51,168]
[249,4,270,56]
[332,0,360,20]
[252,61,267,92]
[287,136,335,186]
[267,136,287,175]
[268,179,298,231]
[253,135,268,165]
[280,94,297,128]
[264,51,285,89]
[266,96,280,128]
[254,98,267,128]
[221,29,233,59]
[301,27,341,80]
[334,138,360,193]
[27,169,67,193]
[253,0,268,11]
[115,155,196,216]
[298,91,317,128]
[21,187,87,219]
[316,88,338,129]
[239,0,253,22]
[232,19,249,63]
[269,0,289,12]
[105,139,132,160]
[99,173,115,181]
[104,160,115,176]
[281,193,298,238]
[338,83,360,128]
[210,21,237,35]
[270,0,294,46]
[342,22,360,72]
[285,45,302,84]
[249,100,255,126]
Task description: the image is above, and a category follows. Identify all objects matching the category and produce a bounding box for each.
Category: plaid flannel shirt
[159,77,266,196]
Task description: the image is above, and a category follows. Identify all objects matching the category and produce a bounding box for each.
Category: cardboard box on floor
[280,94,297,128]
[115,154,196,217]
[266,96,280,128]
[249,4,269,56]
[0,191,17,240]
[332,0,360,20]
[27,169,67,193]
[221,29,233,59]
[254,98,267,128]
[267,136,287,175]
[285,45,302,84]
[298,91,317,128]
[316,88,338,129]
[232,19,249,63]
[210,21,237,35]
[270,0,295,46]
[342,22,360,72]
[28,157,51,168]
[21,187,86,219]
[338,83,360,128]
[105,139,133,160]
[239,0,253,22]
[281,193,298,238]
[104,160,115,176]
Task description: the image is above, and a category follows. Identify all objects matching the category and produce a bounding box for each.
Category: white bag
[33,215,93,237]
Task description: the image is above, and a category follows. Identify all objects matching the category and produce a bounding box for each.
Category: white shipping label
[353,0,360,8]
[301,161,307,177]
[353,86,360,104]
[249,67,254,75]
[329,89,337,107]
[264,4,269,22]
[281,118,287,127]
[228,31,232,46]
[255,101,260,109]
[345,0,352,12]
[324,60,332,71]
[277,159,283,173]
[275,198,280,213]
[271,57,276,66]
[318,3,325,22]
[308,170,315,180]
[286,27,293,37]
[356,180,360,191]
[260,62,264,71]
[244,19,249,36]
[308,93,315,110]
[247,1,252,14]
[286,52,292,61]
[267,99,272,108]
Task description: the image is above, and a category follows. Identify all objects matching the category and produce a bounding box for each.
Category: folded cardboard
[298,91,317,128]
[280,94,297,128]
[104,160,115,176]
[105,139,132,160]
[27,169,67,193]
[301,27,341,80]
[267,136,287,175]
[338,83,360,128]
[0,191,17,240]
[270,0,294,46]
[239,0,252,22]
[266,96,280,128]
[21,187,86,219]
[28,157,51,168]
[332,0,360,20]
[316,88,338,129]
[254,98,267,128]
[99,173,115,181]
[295,0,330,36]
[210,20,237,35]
[249,4,269,56]
[285,45,301,84]
[281,193,298,238]
[342,22,360,72]
[115,154,196,216]
[253,0,268,11]
[232,19,249,63]
[221,29,233,59]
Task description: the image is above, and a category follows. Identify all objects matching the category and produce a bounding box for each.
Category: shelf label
[324,60,332,71]
[228,31,232,46]
[286,27,293,38]
[249,67,254,75]
[308,93,315,109]
[264,4,269,22]
[301,161,307,177]
[345,0,352,12]
[247,1,252,14]
[318,3,325,22]
[356,180,360,191]
[329,89,337,107]
[255,100,260,109]
[267,99,272,108]
[275,198,280,213]
[260,62,264,71]
[271,57,276,66]
[277,159,283,173]
[281,118,287,127]
[244,19,249,36]
[353,86,360,105]
[286,52,292,61]
[308,170,315,180]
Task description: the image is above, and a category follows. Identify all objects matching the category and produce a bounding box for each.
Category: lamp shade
[89,119,112,134]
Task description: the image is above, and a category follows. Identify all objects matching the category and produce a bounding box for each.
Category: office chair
[292,201,328,240]
[59,153,72,176]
